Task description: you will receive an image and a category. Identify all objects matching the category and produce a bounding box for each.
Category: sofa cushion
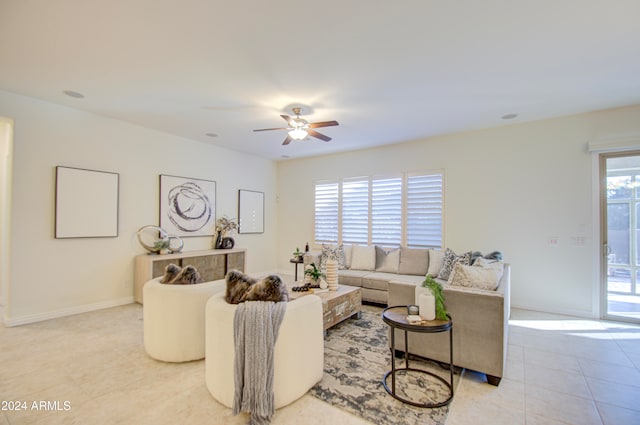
[362,272,400,291]
[398,247,429,276]
[427,249,446,277]
[437,248,471,281]
[337,269,369,287]
[390,275,427,286]
[375,246,400,273]
[448,263,502,291]
[350,245,376,271]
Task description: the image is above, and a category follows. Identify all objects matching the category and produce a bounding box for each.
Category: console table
[134,249,245,303]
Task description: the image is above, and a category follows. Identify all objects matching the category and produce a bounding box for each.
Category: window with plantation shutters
[314,171,443,248]
[314,181,339,243]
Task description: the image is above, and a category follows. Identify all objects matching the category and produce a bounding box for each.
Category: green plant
[293,247,302,257]
[153,239,170,251]
[422,275,448,320]
[304,263,325,280]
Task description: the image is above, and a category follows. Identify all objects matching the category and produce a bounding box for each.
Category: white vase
[325,259,339,291]
[415,286,436,320]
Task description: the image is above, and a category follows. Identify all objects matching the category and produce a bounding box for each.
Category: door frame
[598,150,640,323]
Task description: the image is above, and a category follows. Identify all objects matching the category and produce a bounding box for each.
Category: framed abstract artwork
[159,174,216,237]
[238,189,264,234]
[55,166,119,238]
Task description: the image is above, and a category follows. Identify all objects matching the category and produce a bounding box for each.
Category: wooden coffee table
[289,284,362,331]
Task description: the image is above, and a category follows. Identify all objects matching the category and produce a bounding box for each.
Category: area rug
[310,306,461,425]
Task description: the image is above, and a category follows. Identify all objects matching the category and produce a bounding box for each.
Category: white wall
[1,90,278,325]
[277,105,640,318]
[0,117,13,308]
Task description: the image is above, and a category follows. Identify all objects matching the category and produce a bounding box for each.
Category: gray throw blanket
[233,301,287,425]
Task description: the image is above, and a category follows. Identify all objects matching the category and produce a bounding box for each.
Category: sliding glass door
[602,152,640,322]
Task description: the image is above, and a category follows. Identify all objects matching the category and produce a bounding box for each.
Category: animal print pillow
[160,264,203,285]
[437,248,472,281]
[225,270,257,304]
[225,270,289,303]
[240,275,289,303]
[160,263,182,283]
[320,244,347,270]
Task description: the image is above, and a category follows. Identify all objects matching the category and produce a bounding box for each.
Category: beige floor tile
[0,364,76,401]
[596,401,640,425]
[3,304,640,425]
[454,371,524,411]
[524,346,582,374]
[525,413,580,425]
[586,377,640,412]
[625,351,640,369]
[616,338,640,355]
[525,363,591,399]
[578,357,640,388]
[446,394,524,425]
[525,387,603,425]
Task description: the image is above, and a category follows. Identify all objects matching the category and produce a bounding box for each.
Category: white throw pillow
[343,244,353,269]
[350,245,376,271]
[448,263,501,291]
[427,249,445,277]
[473,257,505,281]
[375,246,400,273]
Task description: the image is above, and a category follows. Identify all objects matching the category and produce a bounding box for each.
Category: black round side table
[381,306,454,408]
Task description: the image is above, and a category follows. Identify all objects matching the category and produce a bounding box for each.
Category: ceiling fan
[253,107,339,145]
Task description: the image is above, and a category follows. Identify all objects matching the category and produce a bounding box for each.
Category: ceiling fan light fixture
[288,128,308,140]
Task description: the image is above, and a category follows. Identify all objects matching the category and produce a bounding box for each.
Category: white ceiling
[2,1,640,160]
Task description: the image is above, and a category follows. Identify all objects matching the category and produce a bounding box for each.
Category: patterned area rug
[310,306,461,425]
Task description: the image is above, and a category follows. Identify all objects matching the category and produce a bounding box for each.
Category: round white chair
[205,291,324,409]
[143,277,225,362]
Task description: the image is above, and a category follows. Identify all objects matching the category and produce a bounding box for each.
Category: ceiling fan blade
[282,135,293,145]
[308,129,331,142]
[280,114,295,126]
[308,120,339,129]
[253,127,288,132]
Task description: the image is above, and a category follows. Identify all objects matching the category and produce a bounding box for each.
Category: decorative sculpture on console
[137,225,184,254]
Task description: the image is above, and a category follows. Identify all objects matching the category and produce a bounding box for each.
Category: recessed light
[281,155,290,159]
[501,113,518,120]
[205,133,218,138]
[63,90,85,99]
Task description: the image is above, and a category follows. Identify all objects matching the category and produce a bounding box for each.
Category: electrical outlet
[571,236,586,246]
[548,237,559,246]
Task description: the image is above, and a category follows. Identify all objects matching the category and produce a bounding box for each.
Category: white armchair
[143,278,225,362]
[205,291,324,409]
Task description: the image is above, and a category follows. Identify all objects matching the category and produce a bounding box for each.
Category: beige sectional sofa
[305,244,511,385]
[388,265,510,385]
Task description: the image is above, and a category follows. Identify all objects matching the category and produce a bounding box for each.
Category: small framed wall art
[238,189,264,234]
[55,166,119,238]
[159,174,216,237]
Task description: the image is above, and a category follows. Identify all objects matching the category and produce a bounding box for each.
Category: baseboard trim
[3,296,135,327]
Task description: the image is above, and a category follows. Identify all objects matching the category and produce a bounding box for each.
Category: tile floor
[1,304,639,425]
[447,309,640,425]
